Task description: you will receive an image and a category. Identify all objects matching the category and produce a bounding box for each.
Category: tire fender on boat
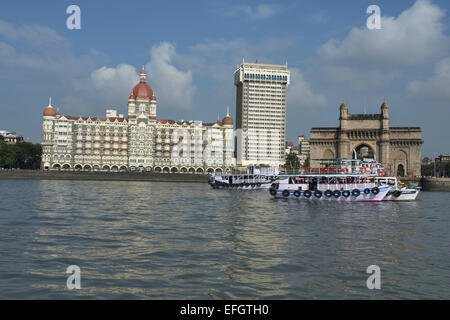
[352,189,360,197]
[282,190,290,197]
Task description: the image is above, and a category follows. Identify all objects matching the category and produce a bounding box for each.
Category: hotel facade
[41,68,234,173]
[234,62,290,166]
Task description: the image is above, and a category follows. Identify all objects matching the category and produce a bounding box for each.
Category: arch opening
[353,144,375,160]
[397,164,405,177]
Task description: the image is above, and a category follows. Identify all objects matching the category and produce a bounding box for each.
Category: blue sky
[1,0,449,157]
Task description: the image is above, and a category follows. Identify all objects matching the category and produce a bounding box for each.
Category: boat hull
[383,189,420,201]
[209,181,273,190]
[271,186,391,202]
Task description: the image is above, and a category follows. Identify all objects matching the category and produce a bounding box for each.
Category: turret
[339,101,349,130]
[140,66,147,82]
[379,100,390,169]
[381,99,389,119]
[380,99,389,130]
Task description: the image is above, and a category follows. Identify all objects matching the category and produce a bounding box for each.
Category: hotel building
[234,62,290,166]
[41,68,234,173]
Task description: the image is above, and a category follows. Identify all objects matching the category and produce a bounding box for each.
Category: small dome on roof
[222,108,233,125]
[43,97,57,117]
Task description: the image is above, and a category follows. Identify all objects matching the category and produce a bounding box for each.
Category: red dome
[43,106,56,117]
[222,115,233,125]
[131,82,154,99]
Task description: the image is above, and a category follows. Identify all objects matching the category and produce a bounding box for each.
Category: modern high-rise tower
[234,61,290,166]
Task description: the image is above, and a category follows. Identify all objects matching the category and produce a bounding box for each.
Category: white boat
[375,176,421,201]
[208,165,279,190]
[269,159,391,202]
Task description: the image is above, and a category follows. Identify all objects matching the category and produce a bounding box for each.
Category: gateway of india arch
[309,101,423,177]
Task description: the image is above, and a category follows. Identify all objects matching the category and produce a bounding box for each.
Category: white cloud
[288,68,326,108]
[318,0,448,67]
[318,64,401,91]
[226,4,279,20]
[84,64,139,108]
[90,64,139,92]
[308,11,328,24]
[72,42,196,113]
[146,42,196,110]
[405,57,450,103]
[0,19,94,76]
[184,37,297,77]
[0,19,67,49]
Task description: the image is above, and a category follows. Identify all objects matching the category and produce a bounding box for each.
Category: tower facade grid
[234,62,290,166]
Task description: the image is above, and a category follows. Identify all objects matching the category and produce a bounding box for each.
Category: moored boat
[208,165,279,190]
[269,158,391,202]
[375,176,421,201]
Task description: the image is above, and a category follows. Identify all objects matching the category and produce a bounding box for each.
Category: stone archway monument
[309,101,423,177]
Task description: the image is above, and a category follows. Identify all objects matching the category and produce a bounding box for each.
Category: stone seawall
[399,177,421,187]
[0,170,209,183]
[420,177,450,192]
[394,177,450,192]
[2,171,450,191]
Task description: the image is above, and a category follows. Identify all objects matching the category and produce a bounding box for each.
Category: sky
[0,0,449,157]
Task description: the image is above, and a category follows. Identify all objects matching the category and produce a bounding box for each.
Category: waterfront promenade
[1,170,450,191]
[0,169,209,183]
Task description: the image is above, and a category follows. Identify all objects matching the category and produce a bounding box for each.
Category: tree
[421,162,450,177]
[285,152,300,167]
[421,163,434,177]
[304,157,310,168]
[0,140,42,169]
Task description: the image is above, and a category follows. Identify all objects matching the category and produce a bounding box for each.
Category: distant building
[297,135,310,165]
[435,154,450,163]
[41,67,234,173]
[234,61,290,166]
[285,141,294,154]
[0,130,24,145]
[422,157,433,165]
[309,101,423,177]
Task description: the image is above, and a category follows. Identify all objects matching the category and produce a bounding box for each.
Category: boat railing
[280,166,380,175]
[316,182,377,191]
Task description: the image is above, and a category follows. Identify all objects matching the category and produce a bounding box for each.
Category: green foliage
[0,140,42,169]
[421,162,450,177]
[304,157,310,168]
[285,152,300,167]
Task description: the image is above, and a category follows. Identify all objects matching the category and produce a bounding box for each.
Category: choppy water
[0,179,449,299]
